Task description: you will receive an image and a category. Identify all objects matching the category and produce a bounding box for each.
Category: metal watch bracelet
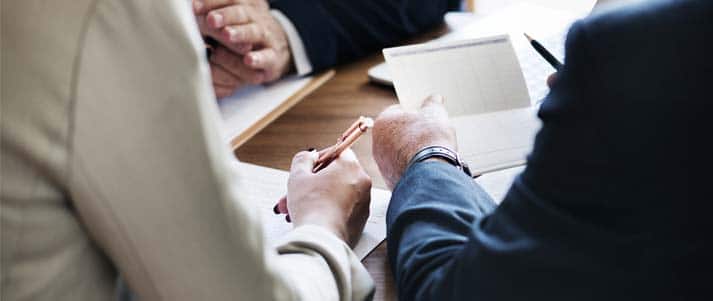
[407,146,474,178]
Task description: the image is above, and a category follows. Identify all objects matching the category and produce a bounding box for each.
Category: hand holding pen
[274,117,374,228]
[525,33,562,88]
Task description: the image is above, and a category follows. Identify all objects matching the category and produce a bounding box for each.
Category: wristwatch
[408,146,475,178]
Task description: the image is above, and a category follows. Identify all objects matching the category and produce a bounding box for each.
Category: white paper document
[438,3,576,103]
[237,162,390,259]
[384,36,541,175]
[384,35,531,116]
[218,76,314,145]
[372,3,580,103]
[475,166,524,203]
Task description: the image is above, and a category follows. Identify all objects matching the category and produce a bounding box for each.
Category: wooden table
[235,55,417,301]
[236,2,607,298]
[234,34,446,299]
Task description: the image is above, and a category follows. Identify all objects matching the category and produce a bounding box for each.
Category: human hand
[194,0,292,93]
[194,0,270,54]
[208,45,268,98]
[547,73,558,88]
[278,149,372,246]
[372,95,457,189]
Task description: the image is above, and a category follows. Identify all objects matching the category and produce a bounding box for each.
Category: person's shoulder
[575,0,711,40]
[561,0,712,77]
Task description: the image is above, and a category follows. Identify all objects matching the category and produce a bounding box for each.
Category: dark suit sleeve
[269,0,460,72]
[386,21,610,300]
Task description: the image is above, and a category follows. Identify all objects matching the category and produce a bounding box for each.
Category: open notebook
[381,3,582,176]
[237,162,390,259]
[384,35,540,175]
[371,3,580,102]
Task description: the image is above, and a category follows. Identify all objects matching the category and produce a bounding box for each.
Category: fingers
[244,48,277,71]
[547,72,558,88]
[322,148,368,183]
[222,24,264,45]
[419,94,449,120]
[214,85,234,99]
[275,196,288,214]
[210,62,241,87]
[290,150,319,176]
[421,94,444,107]
[209,63,241,98]
[206,5,250,29]
[194,0,249,15]
[211,46,266,84]
[332,148,359,165]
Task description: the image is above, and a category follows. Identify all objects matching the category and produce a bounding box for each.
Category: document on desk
[218,71,334,149]
[383,36,541,175]
[237,162,390,259]
[371,3,580,102]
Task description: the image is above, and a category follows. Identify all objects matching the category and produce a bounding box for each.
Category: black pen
[524,33,563,71]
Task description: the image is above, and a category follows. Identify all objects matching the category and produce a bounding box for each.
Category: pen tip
[524,33,533,42]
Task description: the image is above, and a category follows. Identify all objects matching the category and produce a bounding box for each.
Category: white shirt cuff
[271,9,313,76]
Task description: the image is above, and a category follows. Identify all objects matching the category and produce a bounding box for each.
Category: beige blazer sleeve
[67,0,373,300]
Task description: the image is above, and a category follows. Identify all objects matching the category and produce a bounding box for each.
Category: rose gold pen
[312,116,374,172]
[273,116,374,221]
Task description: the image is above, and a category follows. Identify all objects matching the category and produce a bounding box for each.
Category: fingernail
[225,27,237,42]
[247,53,259,66]
[193,0,204,13]
[285,215,291,223]
[209,12,223,28]
[273,204,279,214]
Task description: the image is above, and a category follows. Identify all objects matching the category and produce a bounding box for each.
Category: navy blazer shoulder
[386,1,713,300]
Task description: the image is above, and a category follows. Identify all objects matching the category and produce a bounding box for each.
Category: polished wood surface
[230,70,335,149]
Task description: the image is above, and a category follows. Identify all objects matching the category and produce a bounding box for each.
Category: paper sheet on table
[237,162,390,259]
[384,36,541,175]
[475,166,525,203]
[218,76,313,145]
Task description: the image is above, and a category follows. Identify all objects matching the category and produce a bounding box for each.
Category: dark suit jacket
[386,1,713,300]
[270,0,461,72]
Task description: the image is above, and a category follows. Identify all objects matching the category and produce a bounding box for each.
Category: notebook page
[475,165,525,203]
[452,107,540,175]
[437,4,576,103]
[383,35,530,116]
[236,162,390,259]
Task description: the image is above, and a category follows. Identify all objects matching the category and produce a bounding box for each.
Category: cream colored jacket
[0,0,373,300]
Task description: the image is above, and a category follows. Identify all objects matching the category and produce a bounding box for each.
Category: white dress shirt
[271,9,314,75]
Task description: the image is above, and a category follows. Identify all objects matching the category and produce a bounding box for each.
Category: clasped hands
[193,0,292,98]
